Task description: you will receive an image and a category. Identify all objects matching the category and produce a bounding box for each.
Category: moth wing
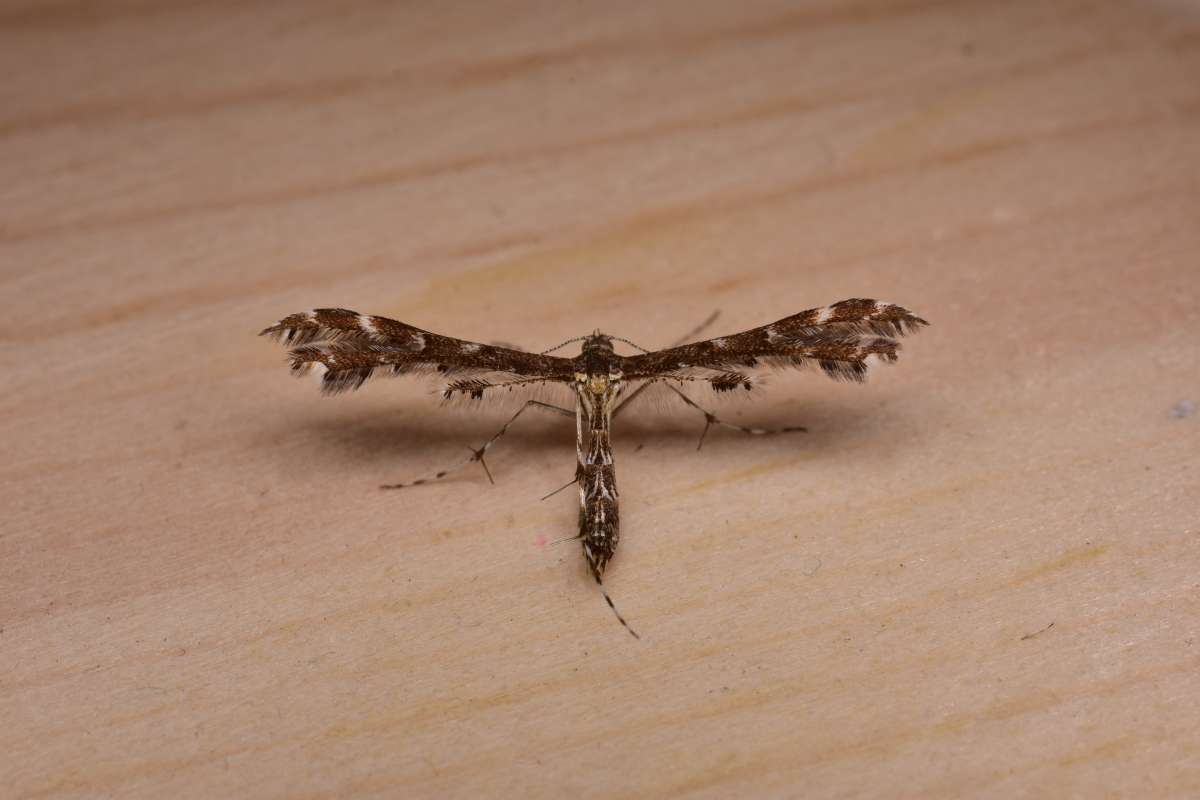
[619,299,927,389]
[261,308,575,395]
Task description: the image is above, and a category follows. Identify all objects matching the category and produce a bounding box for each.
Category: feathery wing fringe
[619,298,926,387]
[261,308,574,395]
[262,300,926,396]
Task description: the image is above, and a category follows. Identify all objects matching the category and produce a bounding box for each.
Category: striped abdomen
[578,429,619,580]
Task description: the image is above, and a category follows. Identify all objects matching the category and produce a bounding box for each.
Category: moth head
[576,333,623,395]
[581,332,614,354]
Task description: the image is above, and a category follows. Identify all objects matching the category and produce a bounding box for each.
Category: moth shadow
[255,406,578,487]
[257,392,924,488]
[615,396,916,459]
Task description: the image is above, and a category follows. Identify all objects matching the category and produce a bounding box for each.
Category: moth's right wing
[619,299,928,390]
[260,308,575,396]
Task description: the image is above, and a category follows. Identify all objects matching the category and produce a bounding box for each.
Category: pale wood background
[3,1,1199,798]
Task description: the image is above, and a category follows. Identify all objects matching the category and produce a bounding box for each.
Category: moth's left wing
[619,299,927,391]
[261,308,575,395]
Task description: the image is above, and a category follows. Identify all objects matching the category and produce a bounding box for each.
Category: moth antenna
[608,309,721,357]
[546,533,581,546]
[609,336,652,354]
[597,575,640,639]
[539,336,588,355]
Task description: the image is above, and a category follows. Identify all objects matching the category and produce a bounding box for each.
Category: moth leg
[663,384,806,451]
[381,400,573,490]
[671,308,721,347]
[539,475,579,502]
[612,310,721,418]
[611,381,654,420]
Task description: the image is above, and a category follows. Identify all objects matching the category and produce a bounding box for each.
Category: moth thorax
[574,369,623,395]
[581,333,614,354]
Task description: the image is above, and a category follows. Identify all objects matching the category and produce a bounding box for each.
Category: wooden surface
[3,1,1199,797]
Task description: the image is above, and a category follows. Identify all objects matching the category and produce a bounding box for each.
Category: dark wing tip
[907,313,931,330]
[259,311,314,344]
[318,367,373,395]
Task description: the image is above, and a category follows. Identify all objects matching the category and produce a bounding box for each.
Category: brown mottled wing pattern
[260,308,574,396]
[619,298,928,388]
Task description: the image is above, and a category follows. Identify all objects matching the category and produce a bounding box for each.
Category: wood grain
[3,1,1199,797]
